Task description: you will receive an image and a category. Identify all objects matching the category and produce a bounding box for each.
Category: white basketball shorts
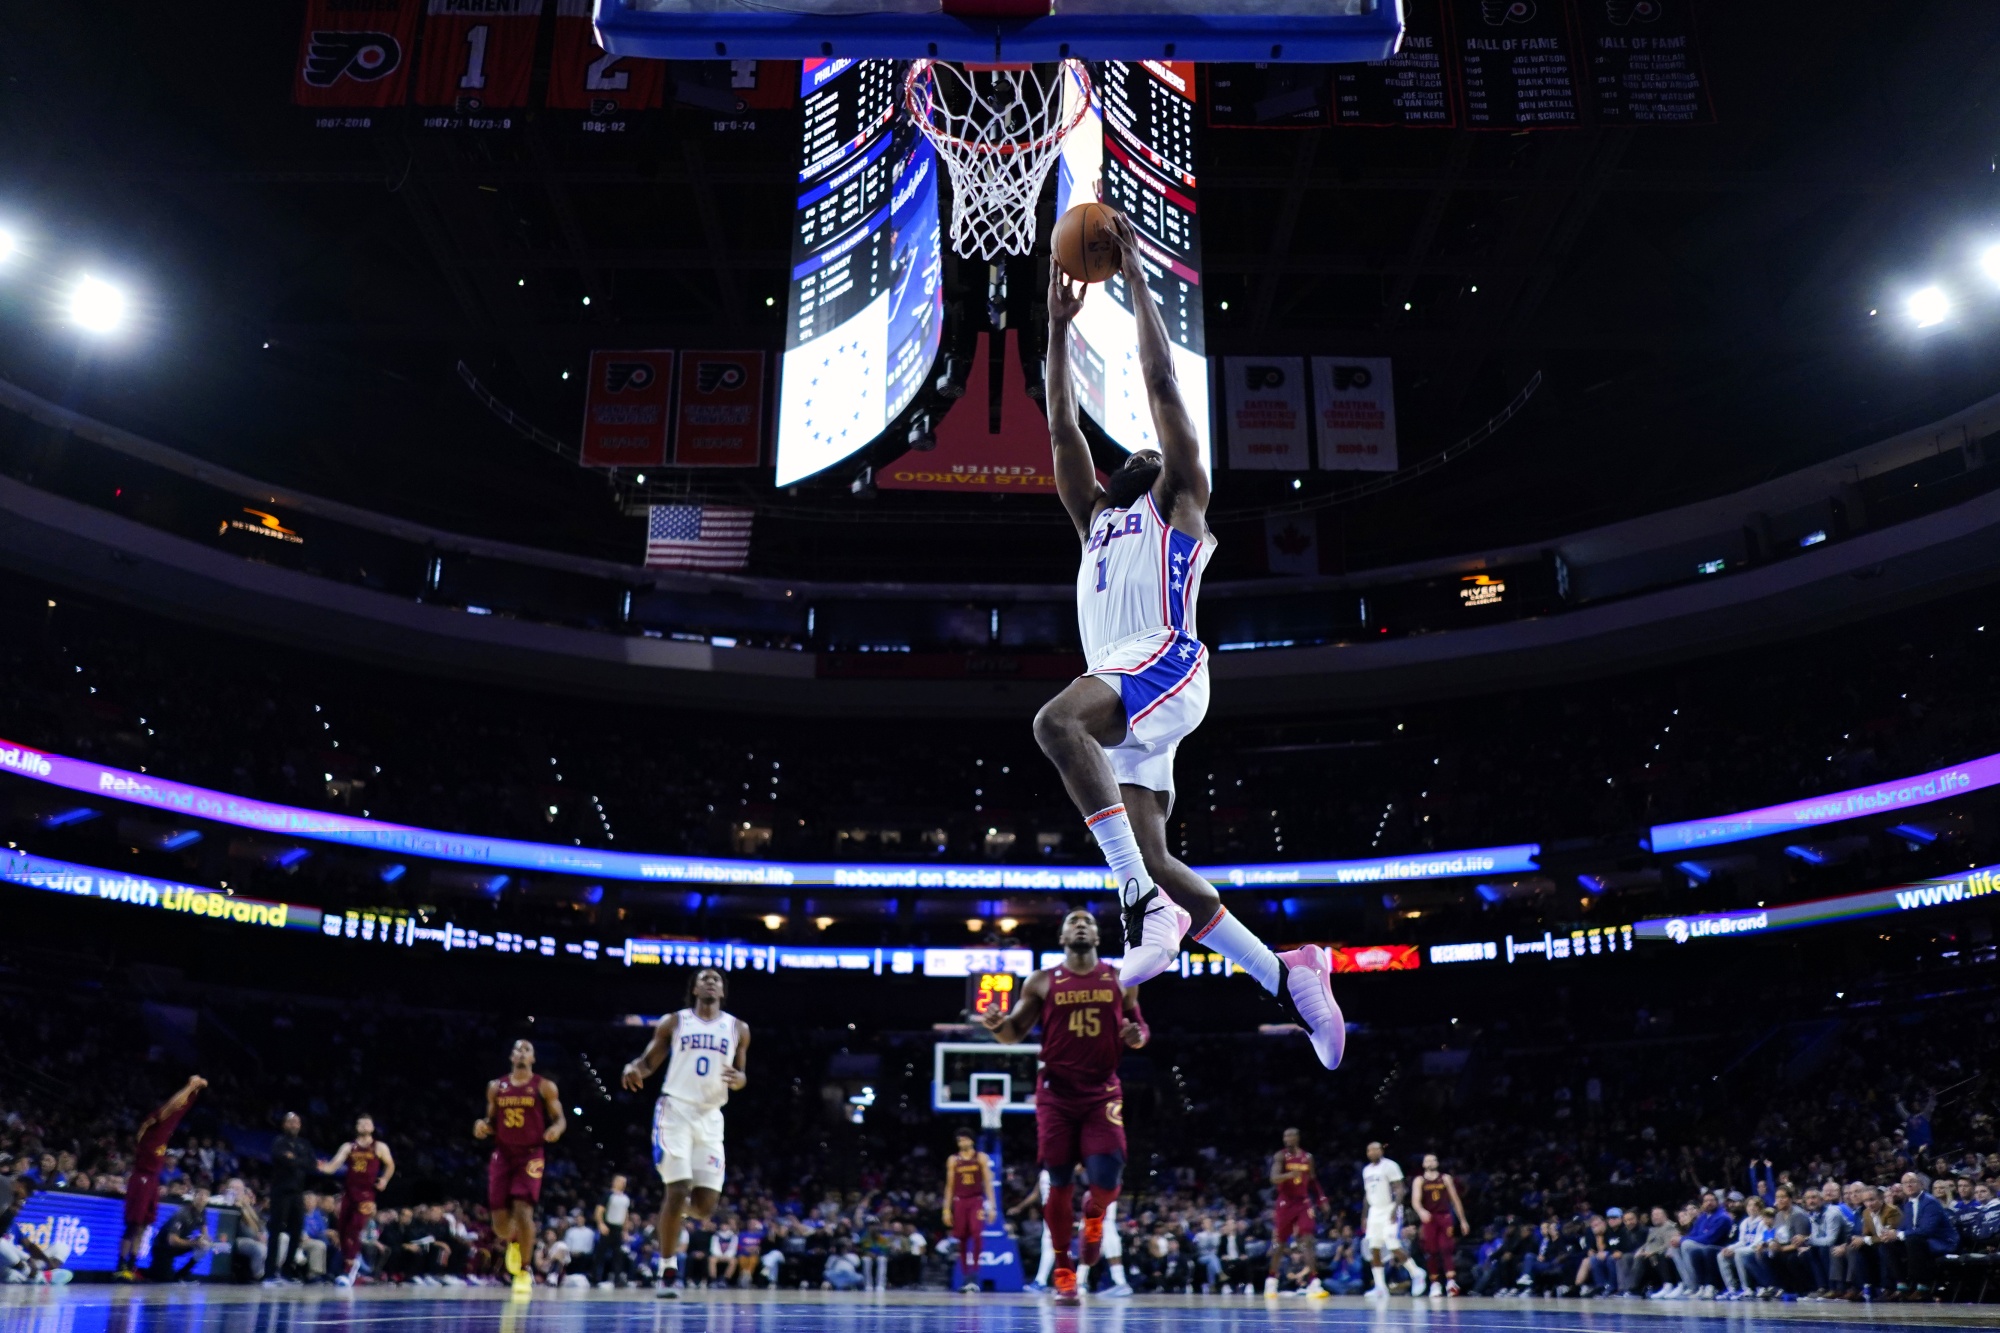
[653,1095,726,1192]
[1363,1207,1404,1255]
[1085,628,1210,806]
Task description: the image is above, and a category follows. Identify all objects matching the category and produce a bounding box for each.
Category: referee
[267,1113,314,1282]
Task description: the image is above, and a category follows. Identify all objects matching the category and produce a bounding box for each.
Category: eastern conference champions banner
[1313,355,1397,471]
[580,350,673,468]
[674,352,766,467]
[1222,357,1309,470]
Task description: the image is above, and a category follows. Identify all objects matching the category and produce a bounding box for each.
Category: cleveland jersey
[950,1154,987,1202]
[1038,963,1125,1098]
[491,1074,547,1147]
[663,1008,738,1110]
[1275,1149,1322,1205]
[1077,493,1216,669]
[1418,1175,1451,1215]
[342,1142,384,1200]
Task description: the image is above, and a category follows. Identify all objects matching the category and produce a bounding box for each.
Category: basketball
[1052,201,1122,284]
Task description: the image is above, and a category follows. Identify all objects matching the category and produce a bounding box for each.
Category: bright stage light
[1982,244,2000,284]
[1907,285,1951,329]
[0,229,17,265]
[68,275,129,334]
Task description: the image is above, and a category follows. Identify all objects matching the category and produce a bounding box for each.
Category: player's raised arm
[374,1141,396,1191]
[623,1012,680,1090]
[982,970,1050,1045]
[723,1019,750,1090]
[320,1141,351,1175]
[1047,268,1105,536]
[1108,213,1207,517]
[539,1078,567,1143]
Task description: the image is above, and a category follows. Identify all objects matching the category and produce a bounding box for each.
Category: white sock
[1036,1235,1056,1286]
[1086,805,1153,906]
[1109,1262,1127,1286]
[1372,1264,1386,1290]
[1192,907,1281,994]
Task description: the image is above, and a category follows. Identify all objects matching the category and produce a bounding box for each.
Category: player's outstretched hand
[1119,1019,1145,1049]
[1049,266,1084,326]
[721,1065,747,1090]
[187,1075,209,1092]
[472,1118,491,1140]
[620,1062,646,1092]
[980,1007,1007,1033]
[1107,212,1143,276]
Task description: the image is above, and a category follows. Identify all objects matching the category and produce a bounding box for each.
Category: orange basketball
[1052,202,1121,284]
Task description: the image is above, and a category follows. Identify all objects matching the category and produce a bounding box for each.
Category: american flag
[645,504,752,571]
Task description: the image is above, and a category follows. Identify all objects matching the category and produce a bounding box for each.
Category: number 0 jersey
[664,1007,738,1110]
[1076,492,1217,670]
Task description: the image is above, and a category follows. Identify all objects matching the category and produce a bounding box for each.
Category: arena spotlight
[1907,284,1951,329]
[0,228,17,265]
[68,275,129,334]
[1982,244,2000,285]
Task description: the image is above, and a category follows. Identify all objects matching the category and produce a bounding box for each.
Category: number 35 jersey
[1076,492,1217,671]
[664,1008,738,1110]
[1037,963,1125,1100]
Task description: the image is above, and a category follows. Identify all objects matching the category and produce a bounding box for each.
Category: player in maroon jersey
[1411,1152,1468,1296]
[321,1114,395,1286]
[115,1074,206,1280]
[983,908,1147,1305]
[474,1039,567,1294]
[943,1127,996,1294]
[1266,1126,1330,1297]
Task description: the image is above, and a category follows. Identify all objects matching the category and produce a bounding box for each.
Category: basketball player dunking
[321,1115,395,1286]
[983,909,1146,1305]
[115,1074,205,1280]
[1267,1127,1329,1298]
[473,1039,566,1296]
[944,1127,995,1294]
[622,967,748,1299]
[1411,1153,1468,1297]
[1039,216,1344,1070]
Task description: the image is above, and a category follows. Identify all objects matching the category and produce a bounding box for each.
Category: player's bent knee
[1083,1153,1124,1191]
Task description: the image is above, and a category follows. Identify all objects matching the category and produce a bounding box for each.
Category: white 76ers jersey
[1363,1158,1404,1213]
[663,1007,737,1110]
[1077,492,1217,669]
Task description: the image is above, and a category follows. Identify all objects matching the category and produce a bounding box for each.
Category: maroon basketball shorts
[123,1171,160,1230]
[1035,1090,1126,1170]
[487,1145,546,1212]
[951,1198,985,1253]
[1421,1216,1455,1265]
[1273,1200,1315,1246]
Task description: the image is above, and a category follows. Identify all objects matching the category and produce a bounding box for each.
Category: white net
[905,59,1092,259]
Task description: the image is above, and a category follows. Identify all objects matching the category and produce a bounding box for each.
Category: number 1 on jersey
[1095,558,1107,593]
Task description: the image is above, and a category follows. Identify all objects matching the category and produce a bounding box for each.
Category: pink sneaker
[1117,897,1192,986]
[1276,944,1346,1069]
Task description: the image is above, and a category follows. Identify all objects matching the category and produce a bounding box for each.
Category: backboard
[595,0,1405,63]
[933,1040,1041,1115]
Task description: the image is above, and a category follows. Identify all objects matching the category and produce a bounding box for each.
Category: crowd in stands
[5,930,2000,1301]
[6,579,2000,945]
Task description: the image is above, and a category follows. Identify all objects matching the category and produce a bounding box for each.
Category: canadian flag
[1265,512,1318,576]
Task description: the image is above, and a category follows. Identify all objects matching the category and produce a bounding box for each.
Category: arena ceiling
[3,1,2000,583]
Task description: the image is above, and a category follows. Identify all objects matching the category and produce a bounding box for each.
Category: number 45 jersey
[665,1008,739,1110]
[1037,963,1126,1100]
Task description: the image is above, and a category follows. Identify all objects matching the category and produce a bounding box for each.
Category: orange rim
[904,58,1093,156]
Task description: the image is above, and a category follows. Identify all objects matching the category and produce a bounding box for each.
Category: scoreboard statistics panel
[1055,60,1213,465]
[774,58,943,486]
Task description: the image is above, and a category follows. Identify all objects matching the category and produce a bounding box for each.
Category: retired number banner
[1312,355,1398,472]
[1222,356,1308,470]
[294,0,423,108]
[547,0,666,116]
[579,350,673,468]
[673,352,766,468]
[414,0,544,113]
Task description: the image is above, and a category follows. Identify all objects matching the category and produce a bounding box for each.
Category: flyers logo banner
[580,349,673,468]
[1312,355,1398,472]
[294,0,422,108]
[1221,355,1307,470]
[674,352,765,468]
[546,0,665,120]
[414,0,544,117]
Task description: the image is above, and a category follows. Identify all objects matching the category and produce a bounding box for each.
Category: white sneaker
[1117,896,1192,987]
[335,1273,355,1289]
[1697,1284,1716,1300]
[1366,1285,1389,1301]
[1265,1277,1280,1298]
[1105,1284,1134,1298]
[1275,944,1346,1069]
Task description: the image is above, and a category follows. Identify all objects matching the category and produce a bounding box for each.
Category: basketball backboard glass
[933,1040,1042,1115]
[595,0,1404,63]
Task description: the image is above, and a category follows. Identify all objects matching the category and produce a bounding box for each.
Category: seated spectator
[1718,1195,1767,1298]
[1890,1173,1959,1302]
[562,1210,598,1286]
[1573,1214,1615,1295]
[823,1241,865,1291]
[222,1179,268,1282]
[1807,1184,1853,1297]
[1670,1191,1731,1296]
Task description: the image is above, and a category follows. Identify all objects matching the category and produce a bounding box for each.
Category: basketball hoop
[975,1090,1007,1131]
[906,58,1092,259]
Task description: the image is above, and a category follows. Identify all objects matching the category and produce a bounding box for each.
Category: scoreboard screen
[966,969,1017,1019]
[1054,60,1213,465]
[774,58,944,486]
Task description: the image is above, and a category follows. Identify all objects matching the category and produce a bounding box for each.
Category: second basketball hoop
[906,58,1092,259]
